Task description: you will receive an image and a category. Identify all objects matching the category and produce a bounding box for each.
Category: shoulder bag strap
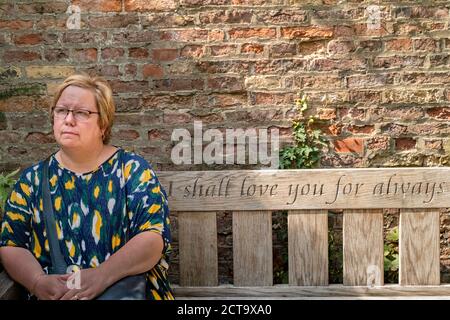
[42,157,68,274]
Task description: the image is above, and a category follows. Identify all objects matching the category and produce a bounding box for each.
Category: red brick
[101,48,125,60]
[373,55,425,69]
[298,40,327,55]
[162,29,209,41]
[3,50,40,63]
[310,58,365,71]
[269,43,297,58]
[129,48,149,59]
[427,107,450,120]
[198,61,252,74]
[210,45,237,56]
[195,93,246,108]
[63,32,107,44]
[44,49,69,62]
[125,0,178,11]
[414,38,437,51]
[17,2,67,14]
[72,0,122,12]
[209,29,225,41]
[25,132,54,144]
[367,136,390,151]
[110,81,149,93]
[425,139,443,150]
[143,64,164,78]
[181,45,205,58]
[35,16,67,30]
[251,92,294,105]
[148,129,171,141]
[347,74,394,89]
[334,138,364,154]
[255,9,307,24]
[152,49,178,62]
[141,13,195,28]
[318,108,336,120]
[0,132,22,144]
[125,64,137,77]
[207,77,243,91]
[73,48,97,62]
[141,95,193,110]
[88,15,139,29]
[346,125,375,134]
[395,138,416,151]
[0,97,34,112]
[163,111,193,124]
[116,129,140,141]
[14,33,43,45]
[81,65,120,78]
[381,123,408,137]
[385,39,412,52]
[115,98,140,113]
[229,27,276,39]
[298,75,343,89]
[199,10,252,24]
[154,79,204,91]
[241,43,264,54]
[180,0,229,6]
[281,26,333,39]
[112,31,159,43]
[327,40,355,55]
[0,20,33,30]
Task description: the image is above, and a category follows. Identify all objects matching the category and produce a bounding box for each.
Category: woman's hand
[33,274,72,300]
[59,267,111,300]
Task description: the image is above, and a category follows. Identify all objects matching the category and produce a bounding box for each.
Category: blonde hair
[52,73,115,144]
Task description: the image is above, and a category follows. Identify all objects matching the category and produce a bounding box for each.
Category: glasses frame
[52,106,100,122]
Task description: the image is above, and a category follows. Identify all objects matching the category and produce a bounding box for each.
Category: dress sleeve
[124,156,171,255]
[0,170,33,249]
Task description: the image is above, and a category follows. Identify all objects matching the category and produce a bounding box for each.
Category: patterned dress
[0,147,173,300]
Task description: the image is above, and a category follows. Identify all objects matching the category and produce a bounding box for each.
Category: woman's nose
[64,110,76,124]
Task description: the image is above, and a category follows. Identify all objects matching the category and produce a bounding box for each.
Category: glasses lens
[54,107,68,118]
[74,110,90,122]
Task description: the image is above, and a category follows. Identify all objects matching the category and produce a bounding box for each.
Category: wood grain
[233,211,273,286]
[178,212,218,286]
[399,209,440,285]
[288,210,328,285]
[343,210,384,286]
[158,168,450,210]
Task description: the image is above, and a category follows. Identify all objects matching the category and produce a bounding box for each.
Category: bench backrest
[159,168,450,298]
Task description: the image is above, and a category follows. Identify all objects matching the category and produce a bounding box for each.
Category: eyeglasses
[53,107,100,122]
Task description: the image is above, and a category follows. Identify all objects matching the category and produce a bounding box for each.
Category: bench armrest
[0,270,22,300]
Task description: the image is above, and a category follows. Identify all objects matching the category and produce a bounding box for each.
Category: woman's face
[53,85,104,150]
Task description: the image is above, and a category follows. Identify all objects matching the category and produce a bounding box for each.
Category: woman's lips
[62,132,78,135]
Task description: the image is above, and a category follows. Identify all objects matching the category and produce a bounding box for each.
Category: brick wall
[1,0,450,285]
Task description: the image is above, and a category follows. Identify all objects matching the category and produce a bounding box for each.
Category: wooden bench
[2,167,450,299]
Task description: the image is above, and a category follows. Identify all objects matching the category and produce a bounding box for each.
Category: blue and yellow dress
[0,147,173,300]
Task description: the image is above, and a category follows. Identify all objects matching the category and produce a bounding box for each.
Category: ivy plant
[279,94,328,169]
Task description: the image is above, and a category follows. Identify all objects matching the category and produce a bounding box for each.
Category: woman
[0,73,173,300]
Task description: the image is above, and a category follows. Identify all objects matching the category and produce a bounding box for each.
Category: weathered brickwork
[1,0,450,285]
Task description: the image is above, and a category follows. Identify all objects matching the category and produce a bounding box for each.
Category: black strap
[42,157,68,274]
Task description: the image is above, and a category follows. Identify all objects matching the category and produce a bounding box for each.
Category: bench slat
[233,211,272,286]
[173,284,450,298]
[178,212,218,286]
[288,210,328,285]
[343,210,384,286]
[399,209,440,285]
